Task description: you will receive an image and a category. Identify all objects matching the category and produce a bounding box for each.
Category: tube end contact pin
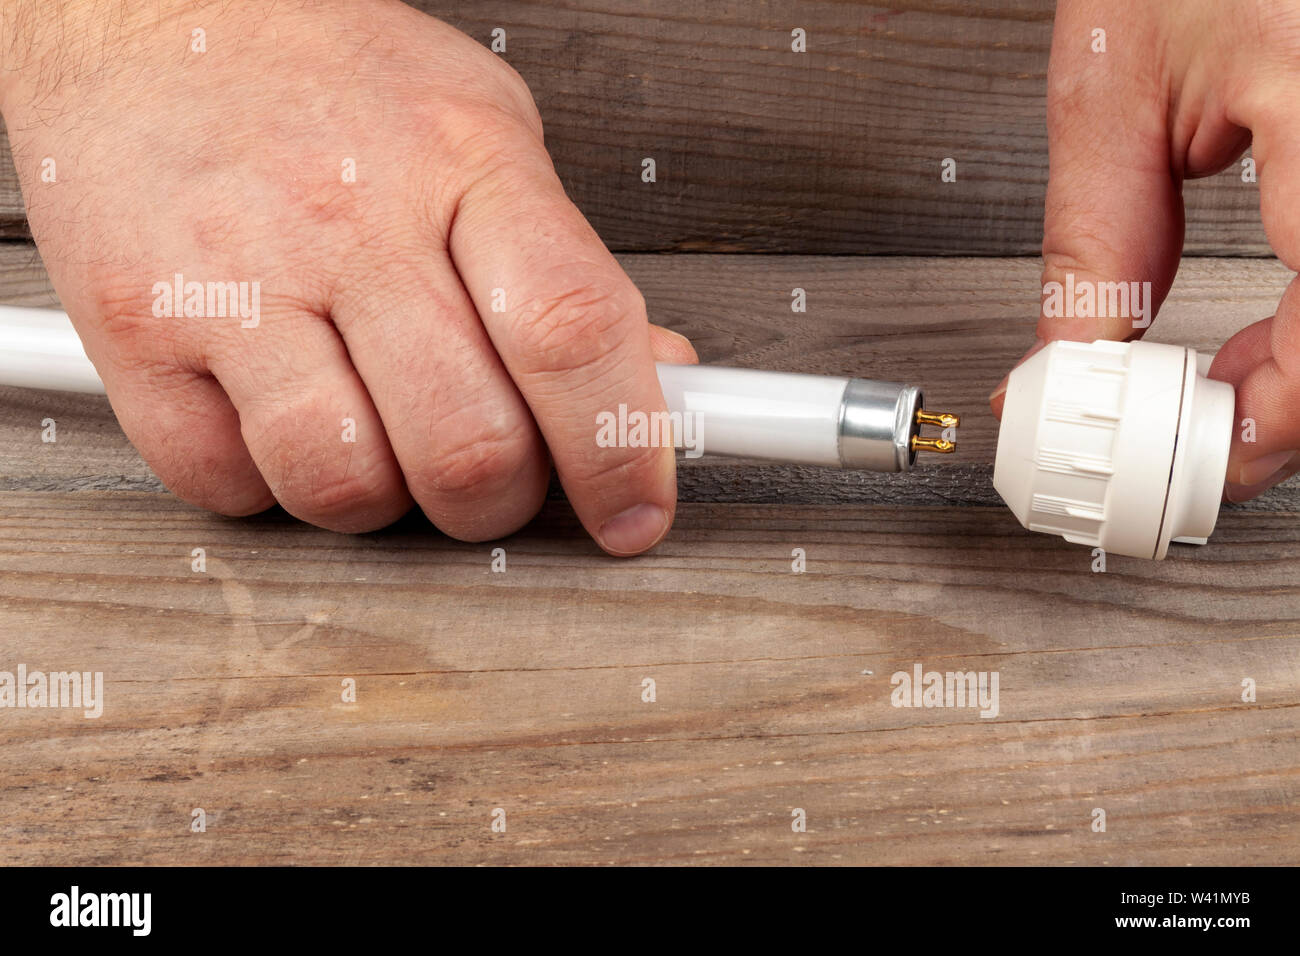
[916,409,960,429]
[911,435,956,454]
[912,408,959,455]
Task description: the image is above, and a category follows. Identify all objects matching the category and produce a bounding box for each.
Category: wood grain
[0,1,1272,254]
[0,492,1296,865]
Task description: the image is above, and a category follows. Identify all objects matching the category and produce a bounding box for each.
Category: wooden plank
[0,491,1296,865]
[0,1,1270,253]
[3,242,1296,507]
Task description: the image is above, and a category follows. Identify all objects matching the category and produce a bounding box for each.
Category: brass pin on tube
[911,435,956,454]
[912,407,959,455]
[916,409,960,429]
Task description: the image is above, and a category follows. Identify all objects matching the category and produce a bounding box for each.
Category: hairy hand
[0,0,696,552]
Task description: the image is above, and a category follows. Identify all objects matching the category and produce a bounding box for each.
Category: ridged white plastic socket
[994,339,1235,560]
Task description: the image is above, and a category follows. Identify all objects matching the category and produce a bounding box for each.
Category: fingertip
[989,379,1008,420]
[1209,316,1274,386]
[989,337,1047,420]
[649,325,699,364]
[1224,459,1300,504]
[596,501,672,556]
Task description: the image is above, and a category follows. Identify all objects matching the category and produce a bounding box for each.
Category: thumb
[991,5,1184,418]
[1210,305,1300,502]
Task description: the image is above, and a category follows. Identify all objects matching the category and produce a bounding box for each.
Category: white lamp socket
[994,339,1235,560]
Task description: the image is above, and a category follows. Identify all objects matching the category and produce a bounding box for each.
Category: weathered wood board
[2,248,1297,864]
[0,1,1273,253]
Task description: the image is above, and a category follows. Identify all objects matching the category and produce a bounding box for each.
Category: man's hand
[0,0,696,553]
[989,0,1300,502]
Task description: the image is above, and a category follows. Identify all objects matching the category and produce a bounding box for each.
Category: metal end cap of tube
[838,379,923,472]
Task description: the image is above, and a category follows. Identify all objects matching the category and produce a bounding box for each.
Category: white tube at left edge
[0,305,105,394]
[0,305,915,471]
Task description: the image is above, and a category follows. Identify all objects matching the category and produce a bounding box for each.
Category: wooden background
[1,0,1297,866]
[0,0,1271,253]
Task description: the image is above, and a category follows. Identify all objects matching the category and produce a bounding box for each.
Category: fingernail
[1225,451,1300,503]
[1237,450,1297,487]
[598,503,670,555]
[1225,479,1275,504]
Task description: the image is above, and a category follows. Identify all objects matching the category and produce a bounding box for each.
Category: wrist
[0,1,186,114]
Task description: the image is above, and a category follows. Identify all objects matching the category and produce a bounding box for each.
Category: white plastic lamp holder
[994,339,1235,560]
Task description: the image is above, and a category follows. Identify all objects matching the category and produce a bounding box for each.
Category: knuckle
[513,281,645,380]
[412,109,536,229]
[90,284,160,349]
[138,434,271,518]
[294,453,401,523]
[489,62,544,135]
[241,394,402,524]
[1040,223,1122,277]
[86,279,199,374]
[426,98,537,172]
[423,421,538,499]
[441,38,541,134]
[1046,66,1087,113]
[565,440,666,492]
